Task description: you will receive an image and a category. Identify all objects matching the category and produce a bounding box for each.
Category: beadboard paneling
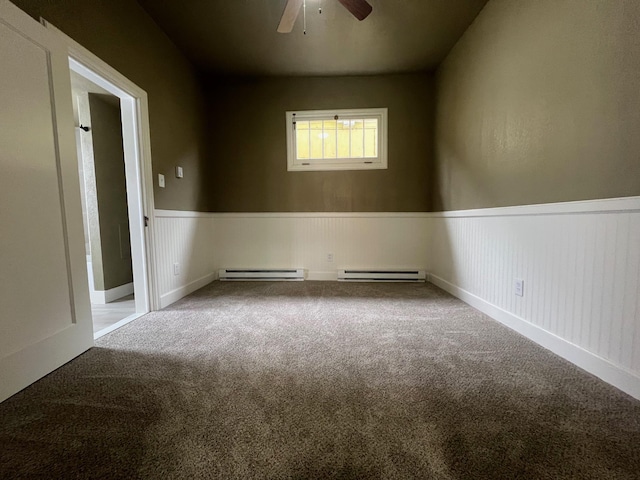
[213,213,430,280]
[154,211,216,307]
[428,197,640,399]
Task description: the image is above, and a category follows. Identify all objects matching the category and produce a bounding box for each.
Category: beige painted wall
[88,94,133,291]
[434,0,640,211]
[205,74,434,212]
[12,0,208,211]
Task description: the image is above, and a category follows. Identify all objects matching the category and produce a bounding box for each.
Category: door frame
[42,20,160,318]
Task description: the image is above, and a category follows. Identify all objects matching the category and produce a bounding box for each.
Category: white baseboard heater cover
[219,268,305,281]
[338,269,426,282]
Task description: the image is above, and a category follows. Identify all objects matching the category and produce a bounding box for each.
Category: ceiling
[136,0,489,76]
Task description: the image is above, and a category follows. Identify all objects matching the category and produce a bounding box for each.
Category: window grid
[296,118,378,161]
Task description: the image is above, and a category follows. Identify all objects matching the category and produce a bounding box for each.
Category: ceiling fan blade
[337,0,373,21]
[277,0,303,33]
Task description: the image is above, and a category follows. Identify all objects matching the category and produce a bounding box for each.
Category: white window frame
[286,108,388,172]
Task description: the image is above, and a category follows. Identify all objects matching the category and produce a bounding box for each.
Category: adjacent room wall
[73,90,106,291]
[12,0,209,211]
[434,0,640,211]
[205,73,435,212]
[88,93,133,291]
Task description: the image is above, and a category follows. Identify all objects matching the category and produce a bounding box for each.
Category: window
[286,108,388,171]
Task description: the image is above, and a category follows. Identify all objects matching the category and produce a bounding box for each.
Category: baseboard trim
[429,274,640,401]
[90,282,134,305]
[160,273,217,308]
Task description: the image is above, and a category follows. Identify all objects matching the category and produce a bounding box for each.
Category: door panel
[0,0,93,402]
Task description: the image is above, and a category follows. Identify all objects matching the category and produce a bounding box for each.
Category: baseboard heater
[218,268,305,281]
[338,269,426,282]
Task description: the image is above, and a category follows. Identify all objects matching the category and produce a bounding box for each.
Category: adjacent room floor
[1,281,639,479]
[91,294,136,334]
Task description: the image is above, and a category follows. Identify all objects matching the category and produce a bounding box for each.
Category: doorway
[43,20,159,338]
[71,73,137,336]
[67,59,154,339]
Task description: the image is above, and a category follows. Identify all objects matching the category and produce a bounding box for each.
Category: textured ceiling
[136,0,489,76]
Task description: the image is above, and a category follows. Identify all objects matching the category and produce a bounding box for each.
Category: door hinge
[144,215,149,227]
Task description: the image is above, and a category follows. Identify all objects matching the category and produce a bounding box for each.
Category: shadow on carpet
[1,281,639,479]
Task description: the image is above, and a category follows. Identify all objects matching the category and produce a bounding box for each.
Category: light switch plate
[158,174,165,188]
[176,166,183,178]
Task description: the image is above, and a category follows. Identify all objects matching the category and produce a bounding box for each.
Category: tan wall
[12,0,208,211]
[88,94,133,290]
[434,0,640,211]
[206,74,434,212]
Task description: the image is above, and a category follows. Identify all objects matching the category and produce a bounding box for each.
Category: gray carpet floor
[1,281,639,479]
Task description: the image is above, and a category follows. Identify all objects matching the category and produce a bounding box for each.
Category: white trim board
[154,196,640,220]
[90,282,134,305]
[159,272,218,309]
[429,196,640,218]
[429,275,640,401]
[155,209,432,219]
[155,209,217,219]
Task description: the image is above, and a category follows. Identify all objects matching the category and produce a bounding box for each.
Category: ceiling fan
[277,0,373,33]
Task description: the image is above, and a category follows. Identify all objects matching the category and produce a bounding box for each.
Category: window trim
[286,108,388,172]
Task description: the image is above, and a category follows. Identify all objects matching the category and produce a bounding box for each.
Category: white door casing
[0,0,93,402]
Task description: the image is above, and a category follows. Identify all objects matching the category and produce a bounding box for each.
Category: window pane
[296,125,309,159]
[309,120,323,159]
[323,120,337,158]
[350,120,364,158]
[364,125,377,158]
[337,128,350,158]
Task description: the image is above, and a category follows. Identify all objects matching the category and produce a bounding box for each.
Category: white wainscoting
[212,213,430,281]
[428,197,640,399]
[154,210,217,308]
[153,203,640,399]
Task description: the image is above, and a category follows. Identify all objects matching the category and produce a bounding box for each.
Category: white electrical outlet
[173,262,180,276]
[327,253,334,263]
[515,278,524,297]
[158,174,165,188]
[175,166,183,178]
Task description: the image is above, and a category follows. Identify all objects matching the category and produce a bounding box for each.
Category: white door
[0,1,93,402]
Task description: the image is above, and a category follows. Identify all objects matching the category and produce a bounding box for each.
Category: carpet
[1,281,639,479]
